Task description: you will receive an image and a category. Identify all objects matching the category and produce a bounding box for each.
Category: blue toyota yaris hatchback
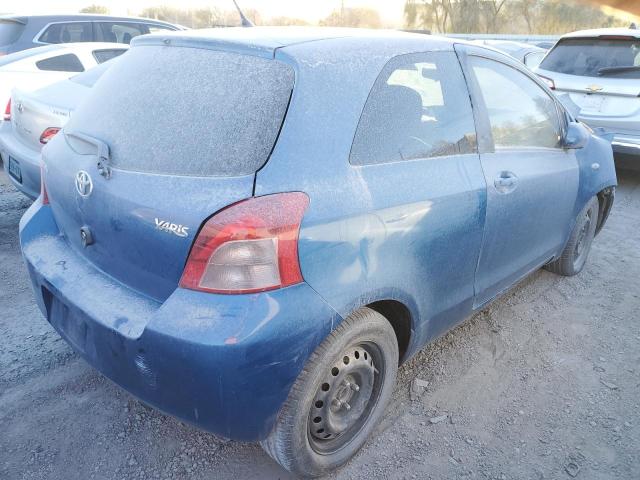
[20,28,616,477]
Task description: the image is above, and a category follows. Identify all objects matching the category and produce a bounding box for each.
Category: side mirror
[563,122,589,149]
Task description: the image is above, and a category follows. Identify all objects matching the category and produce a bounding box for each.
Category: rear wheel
[261,307,398,478]
[545,196,599,276]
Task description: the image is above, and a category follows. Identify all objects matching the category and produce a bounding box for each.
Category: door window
[350,51,477,165]
[96,22,145,44]
[38,22,93,44]
[469,56,562,149]
[146,25,176,34]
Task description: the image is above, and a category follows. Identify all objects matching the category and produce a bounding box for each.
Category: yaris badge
[75,170,93,197]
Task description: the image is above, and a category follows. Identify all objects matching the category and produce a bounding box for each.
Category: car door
[290,50,486,346]
[456,45,580,308]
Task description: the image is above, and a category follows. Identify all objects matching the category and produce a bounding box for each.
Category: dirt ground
[1,164,639,480]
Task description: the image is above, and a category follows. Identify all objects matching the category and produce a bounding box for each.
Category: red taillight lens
[180,192,309,294]
[40,164,49,205]
[3,99,10,121]
[538,75,555,90]
[40,127,61,144]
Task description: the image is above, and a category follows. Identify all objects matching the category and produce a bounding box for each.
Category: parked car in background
[1,60,115,199]
[535,28,640,157]
[20,27,616,477]
[535,40,557,49]
[472,39,547,68]
[0,42,127,114]
[0,14,181,55]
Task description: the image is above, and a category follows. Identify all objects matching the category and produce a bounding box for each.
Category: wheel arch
[364,299,413,365]
[595,186,615,236]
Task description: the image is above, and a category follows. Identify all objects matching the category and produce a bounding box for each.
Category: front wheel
[261,307,398,478]
[545,196,599,276]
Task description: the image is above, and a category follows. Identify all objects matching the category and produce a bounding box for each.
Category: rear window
[36,53,84,72]
[540,37,640,79]
[92,48,126,63]
[0,19,25,46]
[65,46,294,177]
[70,60,113,87]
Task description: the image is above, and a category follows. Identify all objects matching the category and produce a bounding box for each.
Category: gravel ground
[1,165,639,480]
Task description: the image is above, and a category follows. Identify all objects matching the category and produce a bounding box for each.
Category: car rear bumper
[19,201,340,441]
[584,126,640,157]
[0,122,41,199]
[610,135,640,156]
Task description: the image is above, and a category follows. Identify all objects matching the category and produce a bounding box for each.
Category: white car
[0,42,128,115]
[534,28,640,158]
[0,61,113,198]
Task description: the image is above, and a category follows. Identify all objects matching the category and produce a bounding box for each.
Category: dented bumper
[20,201,340,441]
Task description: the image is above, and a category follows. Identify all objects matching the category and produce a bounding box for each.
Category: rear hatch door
[42,43,294,302]
[537,36,640,126]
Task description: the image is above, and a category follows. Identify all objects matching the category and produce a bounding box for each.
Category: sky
[1,0,406,25]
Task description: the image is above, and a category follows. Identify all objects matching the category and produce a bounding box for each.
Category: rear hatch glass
[44,45,294,301]
[0,19,25,46]
[64,46,294,177]
[539,37,640,79]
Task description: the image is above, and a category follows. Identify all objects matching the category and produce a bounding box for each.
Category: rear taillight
[3,99,10,121]
[538,75,555,90]
[40,127,61,144]
[40,164,49,205]
[180,192,309,294]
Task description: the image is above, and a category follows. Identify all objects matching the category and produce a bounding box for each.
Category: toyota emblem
[75,170,93,197]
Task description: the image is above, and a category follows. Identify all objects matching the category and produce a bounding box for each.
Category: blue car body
[19,28,616,442]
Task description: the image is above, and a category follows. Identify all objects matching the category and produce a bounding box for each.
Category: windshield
[0,19,25,46]
[539,37,640,79]
[65,46,294,177]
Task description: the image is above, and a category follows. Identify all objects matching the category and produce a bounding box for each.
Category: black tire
[545,196,599,276]
[261,307,399,478]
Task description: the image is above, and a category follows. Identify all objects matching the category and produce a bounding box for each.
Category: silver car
[0,60,114,198]
[534,28,640,157]
[472,39,547,69]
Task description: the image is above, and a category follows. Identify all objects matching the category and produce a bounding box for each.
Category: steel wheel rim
[307,342,384,455]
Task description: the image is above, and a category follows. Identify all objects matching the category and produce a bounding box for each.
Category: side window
[97,22,145,44]
[468,56,561,149]
[93,48,126,64]
[146,25,176,34]
[36,53,84,72]
[38,22,93,44]
[350,52,477,165]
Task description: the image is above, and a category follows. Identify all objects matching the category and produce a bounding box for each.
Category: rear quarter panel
[256,38,486,360]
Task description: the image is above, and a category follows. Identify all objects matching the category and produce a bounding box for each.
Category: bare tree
[320,7,382,29]
[80,5,109,14]
[403,0,628,34]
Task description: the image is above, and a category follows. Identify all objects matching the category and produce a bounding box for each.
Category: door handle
[494,172,518,193]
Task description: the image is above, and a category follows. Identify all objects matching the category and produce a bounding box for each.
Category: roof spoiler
[233,0,254,27]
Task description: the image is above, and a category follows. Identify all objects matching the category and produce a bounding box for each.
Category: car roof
[0,14,178,26]
[0,13,180,29]
[133,26,457,58]
[561,28,640,40]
